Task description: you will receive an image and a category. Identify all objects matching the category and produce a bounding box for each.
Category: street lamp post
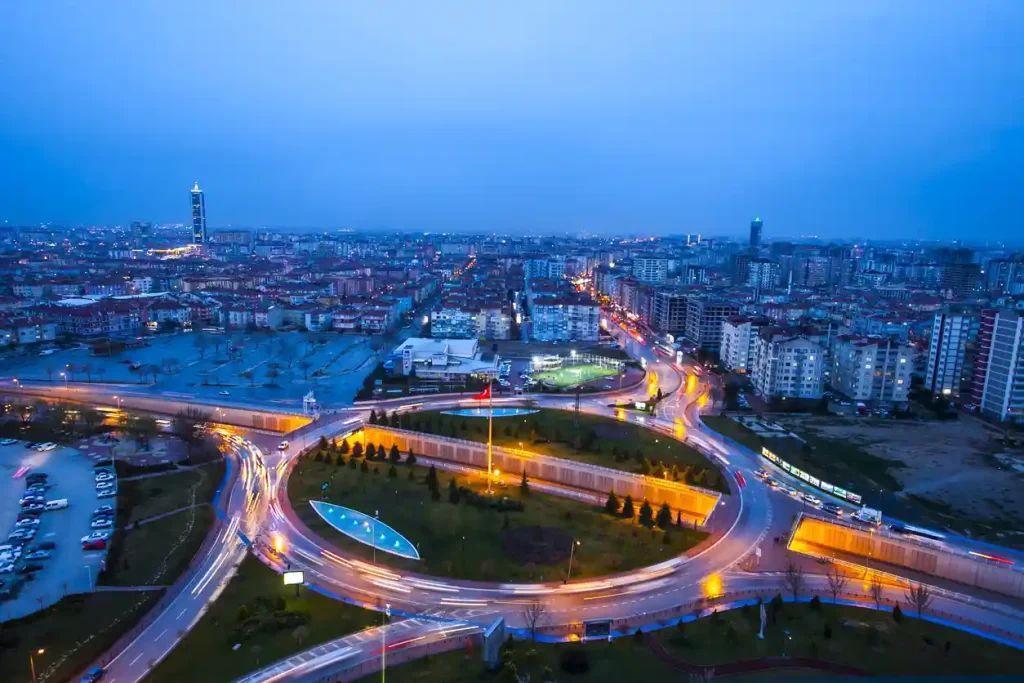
[782,629,792,657]
[30,648,44,683]
[565,540,580,583]
[60,372,68,388]
[381,603,391,683]
[372,510,379,565]
[83,565,93,590]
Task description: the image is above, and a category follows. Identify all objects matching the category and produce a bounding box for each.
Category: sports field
[533,363,617,387]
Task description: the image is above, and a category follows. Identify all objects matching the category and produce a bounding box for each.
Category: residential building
[831,335,914,404]
[751,330,825,399]
[633,257,668,284]
[924,310,979,397]
[651,290,688,334]
[721,316,768,374]
[684,297,740,351]
[746,259,780,290]
[980,311,1024,423]
[531,295,600,342]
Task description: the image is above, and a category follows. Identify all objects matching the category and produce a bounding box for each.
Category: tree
[366,443,377,459]
[390,412,400,428]
[892,604,904,623]
[621,495,635,519]
[639,500,655,527]
[656,502,673,529]
[240,370,255,386]
[826,565,848,603]
[336,453,345,466]
[869,574,884,610]
[340,439,350,455]
[319,435,329,451]
[194,334,209,359]
[369,409,378,424]
[426,465,440,495]
[292,624,310,647]
[389,444,400,463]
[523,601,548,641]
[81,407,104,432]
[905,583,933,619]
[388,464,398,478]
[448,477,461,504]
[406,449,417,466]
[520,469,530,494]
[604,491,620,515]
[173,407,211,455]
[783,560,805,600]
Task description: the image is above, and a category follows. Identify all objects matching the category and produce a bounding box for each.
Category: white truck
[45,499,68,511]
[851,506,882,526]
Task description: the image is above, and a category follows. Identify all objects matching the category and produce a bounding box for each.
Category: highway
[6,325,1024,682]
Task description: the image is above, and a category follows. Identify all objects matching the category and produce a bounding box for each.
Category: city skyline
[1,1,1022,238]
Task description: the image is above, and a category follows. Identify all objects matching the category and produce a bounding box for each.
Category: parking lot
[0,440,112,620]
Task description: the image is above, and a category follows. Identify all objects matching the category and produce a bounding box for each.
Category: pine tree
[639,500,655,527]
[336,454,345,466]
[360,459,369,473]
[390,412,400,428]
[406,449,417,466]
[656,502,673,529]
[366,443,377,459]
[426,465,440,495]
[319,435,329,451]
[448,477,460,504]
[352,442,363,458]
[389,444,400,463]
[340,439,350,455]
[675,510,683,528]
[621,495,635,519]
[520,469,530,495]
[605,491,620,515]
[369,409,378,424]
[388,464,398,478]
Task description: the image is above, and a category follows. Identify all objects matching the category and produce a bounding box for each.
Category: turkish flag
[472,385,491,401]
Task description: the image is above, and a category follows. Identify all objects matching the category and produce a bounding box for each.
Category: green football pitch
[532,363,617,387]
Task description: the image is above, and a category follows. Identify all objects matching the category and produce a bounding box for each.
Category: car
[35,442,58,452]
[26,472,48,481]
[218,390,230,396]
[754,469,769,480]
[80,666,106,683]
[17,512,39,522]
[735,470,747,488]
[26,482,50,491]
[20,494,44,504]
[82,539,107,551]
[0,544,17,554]
[278,440,290,450]
[786,486,801,498]
[16,518,40,528]
[16,563,43,574]
[93,505,114,516]
[0,564,14,574]
[82,531,110,542]
[97,489,116,499]
[21,503,45,514]
[30,541,56,551]
[766,477,779,488]
[91,519,113,529]
[24,442,39,449]
[95,480,115,490]
[822,503,843,517]
[95,472,114,482]
[0,438,17,445]
[9,529,35,541]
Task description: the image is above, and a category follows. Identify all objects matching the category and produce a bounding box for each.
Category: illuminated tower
[190,182,207,243]
[749,217,763,248]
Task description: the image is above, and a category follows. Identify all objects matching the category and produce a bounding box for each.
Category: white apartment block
[831,336,915,404]
[430,306,512,340]
[980,311,1024,423]
[721,317,766,374]
[633,257,668,284]
[746,259,780,290]
[752,333,825,399]
[531,297,600,342]
[924,311,977,396]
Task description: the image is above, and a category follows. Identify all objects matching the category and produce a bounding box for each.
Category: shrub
[360,460,369,473]
[237,604,250,622]
[559,644,590,674]
[388,465,398,478]
[824,624,832,640]
[809,595,821,611]
[893,604,904,623]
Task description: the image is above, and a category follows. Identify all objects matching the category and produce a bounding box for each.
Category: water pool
[441,407,539,418]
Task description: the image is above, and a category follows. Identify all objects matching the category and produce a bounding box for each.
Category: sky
[1,1,1022,240]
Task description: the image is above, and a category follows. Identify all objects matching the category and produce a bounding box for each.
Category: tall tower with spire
[190,182,207,243]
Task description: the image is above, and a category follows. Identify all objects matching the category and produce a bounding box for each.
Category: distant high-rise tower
[749,217,763,248]
[190,182,207,243]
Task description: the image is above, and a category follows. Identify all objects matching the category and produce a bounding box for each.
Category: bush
[559,643,591,674]
[237,604,250,622]
[893,604,904,623]
[809,595,821,611]
[824,624,832,640]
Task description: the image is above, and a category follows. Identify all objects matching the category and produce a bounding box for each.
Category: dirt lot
[775,415,1024,526]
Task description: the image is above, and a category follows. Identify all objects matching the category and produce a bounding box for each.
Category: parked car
[24,442,39,449]
[44,499,68,511]
[278,440,290,450]
[82,539,107,551]
[16,563,43,574]
[15,518,40,528]
[21,503,45,514]
[26,472,48,481]
[97,489,116,499]
[0,563,14,574]
[0,438,17,445]
[81,531,110,542]
[91,519,113,529]
[9,529,35,541]
[218,390,230,396]
[822,503,843,517]
[35,442,58,452]
[30,541,56,551]
[93,505,114,516]
[95,480,115,490]
[95,472,114,482]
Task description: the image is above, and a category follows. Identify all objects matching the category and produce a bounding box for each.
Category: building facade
[191,182,207,244]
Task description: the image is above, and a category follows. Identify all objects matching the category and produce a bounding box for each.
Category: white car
[16,518,40,528]
[0,438,17,445]
[95,480,115,490]
[97,489,117,499]
[278,441,290,451]
[91,519,113,529]
[0,563,15,574]
[95,472,114,482]
[218,390,230,396]
[81,531,110,543]
[35,442,58,452]
[94,505,114,515]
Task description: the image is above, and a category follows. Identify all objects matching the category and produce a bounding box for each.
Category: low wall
[4,384,311,433]
[792,516,1024,599]
[359,425,721,523]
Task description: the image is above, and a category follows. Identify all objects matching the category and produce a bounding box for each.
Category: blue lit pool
[309,501,420,561]
[442,407,539,418]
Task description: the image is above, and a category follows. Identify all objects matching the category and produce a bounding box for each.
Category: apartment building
[633,257,668,284]
[531,295,600,342]
[751,331,826,399]
[831,335,915,404]
[651,290,688,334]
[980,311,1024,423]
[721,316,769,374]
[684,297,741,351]
[924,310,979,397]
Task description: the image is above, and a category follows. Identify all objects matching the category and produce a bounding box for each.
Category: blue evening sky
[1,1,1021,240]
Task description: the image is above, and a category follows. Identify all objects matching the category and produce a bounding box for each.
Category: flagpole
[487,377,493,496]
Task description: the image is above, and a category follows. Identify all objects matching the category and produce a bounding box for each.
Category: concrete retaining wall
[359,425,721,523]
[5,385,312,433]
[792,516,1024,599]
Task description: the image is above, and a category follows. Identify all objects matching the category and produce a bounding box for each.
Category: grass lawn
[355,639,674,683]
[398,409,729,494]
[149,555,380,683]
[533,363,617,388]
[0,591,161,683]
[658,601,1024,678]
[289,457,706,582]
[102,506,215,587]
[118,460,226,522]
[703,415,903,493]
[358,602,1024,682]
